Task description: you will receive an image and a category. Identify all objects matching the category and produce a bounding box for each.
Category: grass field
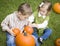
[0,0,60,46]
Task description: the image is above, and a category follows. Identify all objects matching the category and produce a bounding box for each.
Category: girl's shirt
[28,11,49,34]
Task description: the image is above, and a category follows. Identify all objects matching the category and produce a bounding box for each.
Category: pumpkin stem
[22,30,27,36]
[24,31,27,36]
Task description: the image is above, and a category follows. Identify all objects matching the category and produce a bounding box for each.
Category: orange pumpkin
[13,28,35,46]
[24,25,34,35]
[12,28,20,36]
[55,38,60,46]
[53,3,60,14]
[15,32,35,46]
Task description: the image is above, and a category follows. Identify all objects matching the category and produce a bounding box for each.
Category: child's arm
[1,16,15,36]
[27,14,38,27]
[27,14,35,26]
[28,14,34,23]
[36,20,48,29]
[29,20,48,29]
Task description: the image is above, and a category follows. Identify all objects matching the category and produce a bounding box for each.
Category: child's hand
[10,30,15,36]
[7,29,15,36]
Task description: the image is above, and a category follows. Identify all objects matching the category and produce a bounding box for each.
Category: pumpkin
[53,3,60,14]
[55,38,60,46]
[15,32,35,46]
[13,28,35,46]
[24,25,34,35]
[12,28,20,36]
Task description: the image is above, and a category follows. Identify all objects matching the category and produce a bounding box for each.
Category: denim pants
[6,28,52,46]
[6,32,16,46]
[32,27,52,46]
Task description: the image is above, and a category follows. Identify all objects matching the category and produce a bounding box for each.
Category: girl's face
[17,12,30,20]
[39,3,50,16]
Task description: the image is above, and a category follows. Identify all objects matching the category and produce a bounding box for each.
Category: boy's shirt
[28,11,49,34]
[1,11,28,32]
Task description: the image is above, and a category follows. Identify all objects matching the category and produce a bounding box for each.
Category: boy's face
[17,12,30,20]
[39,3,50,15]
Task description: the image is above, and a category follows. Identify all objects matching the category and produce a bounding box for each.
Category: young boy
[28,1,52,46]
[1,3,32,46]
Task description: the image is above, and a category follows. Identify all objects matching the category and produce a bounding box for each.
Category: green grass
[0,0,60,46]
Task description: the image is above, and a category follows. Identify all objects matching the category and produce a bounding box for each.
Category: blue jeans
[6,32,16,46]
[32,27,52,46]
[6,28,52,46]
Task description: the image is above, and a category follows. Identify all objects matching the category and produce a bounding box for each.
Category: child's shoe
[38,37,43,44]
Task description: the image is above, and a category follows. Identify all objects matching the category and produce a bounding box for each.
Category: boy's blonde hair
[18,3,32,15]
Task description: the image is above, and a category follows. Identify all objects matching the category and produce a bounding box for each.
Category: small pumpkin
[12,28,20,36]
[55,38,60,46]
[53,3,60,14]
[24,25,34,35]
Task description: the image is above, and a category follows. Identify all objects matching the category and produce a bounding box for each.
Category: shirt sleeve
[1,15,10,31]
[37,20,48,29]
[28,14,34,23]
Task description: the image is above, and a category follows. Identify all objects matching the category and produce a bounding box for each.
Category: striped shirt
[1,11,28,32]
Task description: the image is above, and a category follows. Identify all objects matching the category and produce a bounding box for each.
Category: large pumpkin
[53,3,60,14]
[24,25,34,35]
[15,32,35,46]
[12,28,35,46]
[55,38,60,46]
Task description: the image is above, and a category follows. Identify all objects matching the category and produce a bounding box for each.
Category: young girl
[28,1,52,46]
[1,3,32,46]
